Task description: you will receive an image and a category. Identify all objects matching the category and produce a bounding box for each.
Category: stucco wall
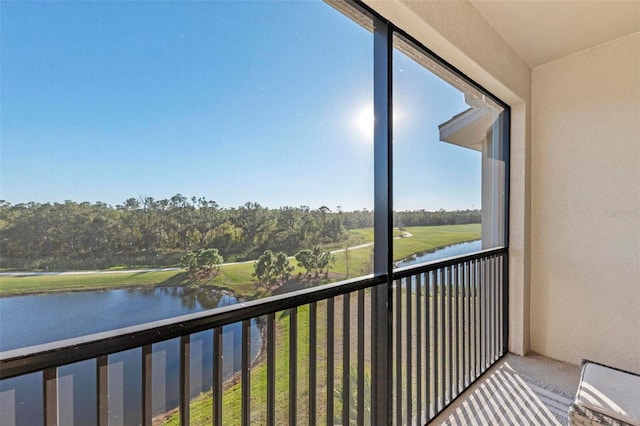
[531,33,640,372]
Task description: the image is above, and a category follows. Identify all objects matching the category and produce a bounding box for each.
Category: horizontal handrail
[392,246,507,280]
[0,273,386,380]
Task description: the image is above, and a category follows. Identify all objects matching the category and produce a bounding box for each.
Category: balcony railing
[392,249,508,424]
[0,247,507,426]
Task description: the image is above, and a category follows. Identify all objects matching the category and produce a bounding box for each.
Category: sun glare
[354,104,404,143]
[355,105,374,140]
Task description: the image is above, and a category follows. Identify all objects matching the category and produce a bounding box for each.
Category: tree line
[0,195,480,270]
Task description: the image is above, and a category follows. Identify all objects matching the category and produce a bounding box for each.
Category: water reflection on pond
[395,239,482,268]
[0,286,250,351]
[0,286,262,425]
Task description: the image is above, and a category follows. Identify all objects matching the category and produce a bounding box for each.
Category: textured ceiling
[469,0,640,68]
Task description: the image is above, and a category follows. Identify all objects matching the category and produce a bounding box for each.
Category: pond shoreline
[395,239,482,268]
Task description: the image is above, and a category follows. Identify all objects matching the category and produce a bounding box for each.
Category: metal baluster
[447,266,453,403]
[479,258,483,375]
[503,253,510,356]
[180,335,190,426]
[97,355,108,426]
[424,272,437,422]
[483,257,488,371]
[461,262,467,388]
[266,316,275,426]
[310,303,318,424]
[489,256,497,365]
[213,327,223,426]
[493,255,498,362]
[433,270,439,414]
[439,267,445,411]
[496,256,500,357]
[464,261,470,387]
[454,264,459,397]
[396,278,402,426]
[43,367,57,426]
[406,276,412,424]
[142,345,152,426]
[242,320,251,426]
[415,274,422,426]
[485,256,490,368]
[327,298,334,426]
[343,293,350,426]
[478,258,484,373]
[473,259,478,380]
[357,290,365,426]
[289,308,297,426]
[497,256,502,357]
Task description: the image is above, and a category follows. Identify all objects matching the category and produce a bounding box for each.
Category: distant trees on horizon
[0,195,480,270]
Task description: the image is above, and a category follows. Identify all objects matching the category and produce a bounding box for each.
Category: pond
[395,239,482,268]
[0,286,261,426]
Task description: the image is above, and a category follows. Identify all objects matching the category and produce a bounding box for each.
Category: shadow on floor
[437,354,580,425]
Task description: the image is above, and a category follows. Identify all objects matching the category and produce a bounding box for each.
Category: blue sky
[1,0,481,211]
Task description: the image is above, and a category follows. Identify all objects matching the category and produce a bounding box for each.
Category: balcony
[1,249,508,425]
[1,0,638,425]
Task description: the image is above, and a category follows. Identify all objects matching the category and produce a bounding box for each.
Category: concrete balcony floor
[434,353,580,425]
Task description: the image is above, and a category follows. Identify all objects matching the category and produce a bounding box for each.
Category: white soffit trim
[439,107,493,152]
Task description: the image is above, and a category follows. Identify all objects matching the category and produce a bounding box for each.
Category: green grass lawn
[393,224,480,261]
[0,224,480,297]
[158,296,371,426]
[0,270,182,296]
[159,304,325,425]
